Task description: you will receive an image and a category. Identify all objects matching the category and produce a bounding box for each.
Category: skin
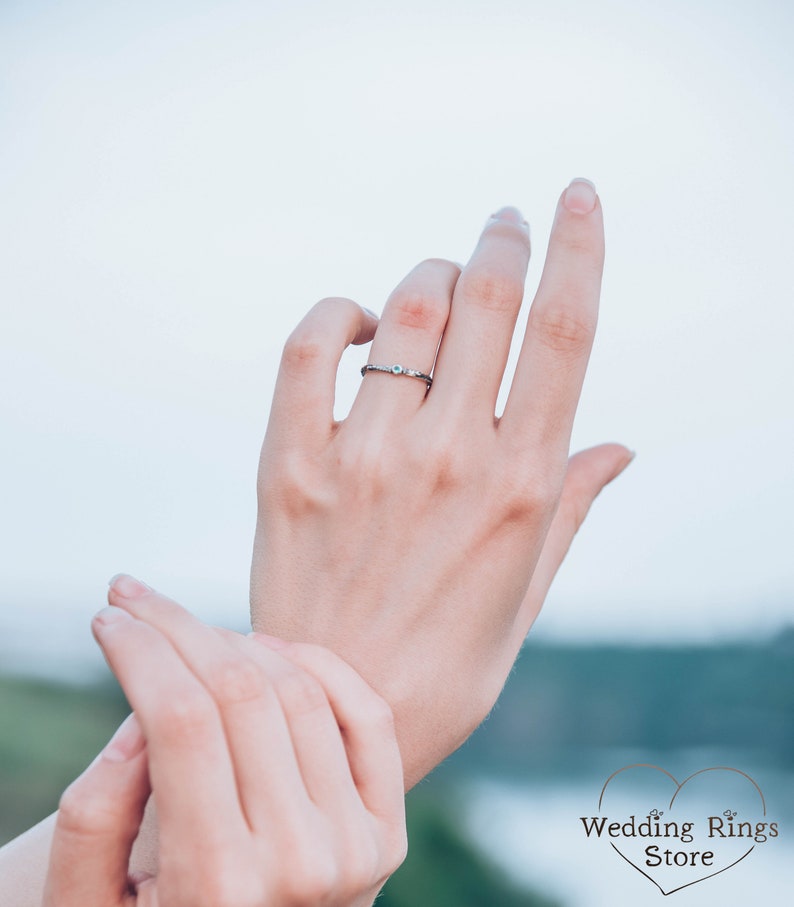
[251,181,633,786]
[0,180,631,900]
[43,578,406,907]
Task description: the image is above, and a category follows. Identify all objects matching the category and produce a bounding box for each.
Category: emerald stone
[391,365,404,374]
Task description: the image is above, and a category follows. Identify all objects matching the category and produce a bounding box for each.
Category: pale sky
[1,0,793,673]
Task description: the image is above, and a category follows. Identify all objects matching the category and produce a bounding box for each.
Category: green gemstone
[391,365,404,374]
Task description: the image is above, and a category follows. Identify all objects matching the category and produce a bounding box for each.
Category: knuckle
[282,640,323,662]
[281,297,360,375]
[458,269,525,314]
[497,470,562,523]
[418,255,456,271]
[57,782,107,837]
[342,840,381,890]
[283,852,338,904]
[276,668,329,718]
[485,216,532,249]
[157,693,216,743]
[281,642,342,679]
[259,453,327,517]
[281,331,325,372]
[362,693,397,736]
[338,437,395,496]
[556,230,604,271]
[195,864,257,907]
[423,439,471,492]
[386,285,448,332]
[393,830,409,871]
[313,295,356,314]
[209,657,265,706]
[529,303,595,355]
[383,829,409,876]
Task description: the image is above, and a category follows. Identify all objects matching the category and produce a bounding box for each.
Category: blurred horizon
[2,605,792,683]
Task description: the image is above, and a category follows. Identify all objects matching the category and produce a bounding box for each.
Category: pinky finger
[514,443,634,642]
[44,715,149,907]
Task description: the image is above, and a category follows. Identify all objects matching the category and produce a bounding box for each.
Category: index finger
[500,179,604,462]
[267,298,377,451]
[91,607,246,857]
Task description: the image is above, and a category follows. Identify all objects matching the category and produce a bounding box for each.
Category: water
[465,757,794,906]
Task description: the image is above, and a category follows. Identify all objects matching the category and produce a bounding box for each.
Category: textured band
[360,363,433,390]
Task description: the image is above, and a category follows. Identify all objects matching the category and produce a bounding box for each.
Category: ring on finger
[360,363,433,390]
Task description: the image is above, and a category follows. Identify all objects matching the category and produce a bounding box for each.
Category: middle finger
[90,608,244,852]
[352,258,459,422]
[429,206,531,420]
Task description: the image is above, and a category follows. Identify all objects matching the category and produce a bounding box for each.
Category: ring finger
[351,258,459,422]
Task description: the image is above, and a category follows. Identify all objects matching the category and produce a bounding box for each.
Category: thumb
[516,443,634,634]
[44,714,149,907]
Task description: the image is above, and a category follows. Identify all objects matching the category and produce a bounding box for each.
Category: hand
[44,577,406,907]
[251,181,633,786]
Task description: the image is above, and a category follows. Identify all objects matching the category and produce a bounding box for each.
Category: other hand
[44,576,406,907]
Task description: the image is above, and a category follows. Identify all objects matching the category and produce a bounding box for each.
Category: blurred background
[1,0,792,903]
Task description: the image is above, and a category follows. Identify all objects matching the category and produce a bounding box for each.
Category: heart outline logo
[597,765,766,896]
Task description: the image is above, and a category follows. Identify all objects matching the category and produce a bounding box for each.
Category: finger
[91,606,246,854]
[428,207,530,418]
[220,630,369,815]
[107,577,312,829]
[501,179,604,462]
[513,443,634,639]
[45,715,148,907]
[353,258,459,418]
[268,298,377,449]
[250,635,406,820]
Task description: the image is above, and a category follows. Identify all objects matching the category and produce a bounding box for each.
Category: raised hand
[251,180,633,786]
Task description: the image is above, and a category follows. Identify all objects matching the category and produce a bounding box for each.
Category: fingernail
[109,574,152,599]
[247,631,289,650]
[563,178,597,214]
[362,306,380,320]
[93,605,133,626]
[103,714,145,763]
[486,205,529,231]
[609,450,636,483]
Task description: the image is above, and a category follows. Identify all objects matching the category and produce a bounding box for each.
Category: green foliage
[378,784,561,907]
[443,632,794,779]
[0,674,128,845]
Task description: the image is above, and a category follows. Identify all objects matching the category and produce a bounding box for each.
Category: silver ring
[360,363,433,390]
